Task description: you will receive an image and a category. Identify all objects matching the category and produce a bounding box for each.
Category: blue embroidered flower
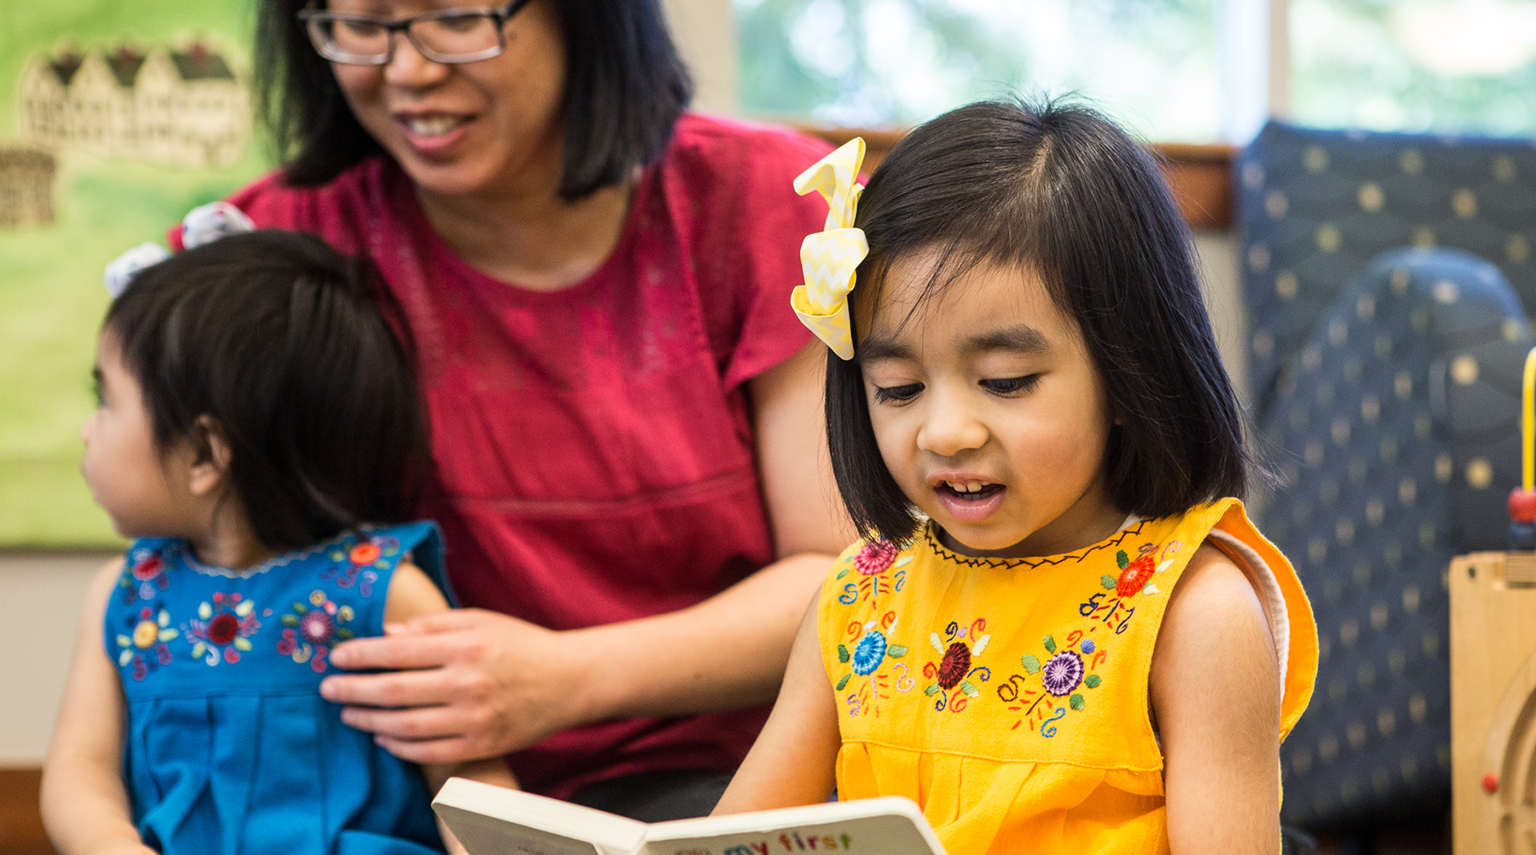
[1080,638,1096,655]
[851,629,888,675]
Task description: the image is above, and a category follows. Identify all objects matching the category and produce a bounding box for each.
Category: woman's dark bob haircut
[828,98,1251,545]
[256,0,693,201]
[105,230,430,552]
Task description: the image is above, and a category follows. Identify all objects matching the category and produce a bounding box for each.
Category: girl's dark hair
[256,0,693,201]
[828,98,1251,543]
[105,230,430,552]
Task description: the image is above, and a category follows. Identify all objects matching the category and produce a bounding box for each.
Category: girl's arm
[1151,543,1282,855]
[382,561,518,855]
[318,342,853,765]
[41,560,156,855]
[712,595,841,813]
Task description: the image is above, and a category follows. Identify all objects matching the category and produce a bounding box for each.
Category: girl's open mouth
[935,480,1007,522]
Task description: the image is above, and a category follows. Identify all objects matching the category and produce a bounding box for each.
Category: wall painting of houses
[0,0,271,546]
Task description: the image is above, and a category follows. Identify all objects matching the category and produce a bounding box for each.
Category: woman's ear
[186,415,233,498]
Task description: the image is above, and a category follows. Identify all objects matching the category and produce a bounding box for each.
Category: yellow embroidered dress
[817,498,1318,855]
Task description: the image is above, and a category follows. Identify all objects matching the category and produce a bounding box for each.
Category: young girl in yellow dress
[714,99,1319,854]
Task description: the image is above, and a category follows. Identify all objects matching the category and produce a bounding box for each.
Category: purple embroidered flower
[851,630,888,675]
[1041,650,1084,696]
[299,609,334,644]
[937,642,972,689]
[854,540,898,576]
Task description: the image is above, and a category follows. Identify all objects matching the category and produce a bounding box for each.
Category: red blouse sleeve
[663,115,836,391]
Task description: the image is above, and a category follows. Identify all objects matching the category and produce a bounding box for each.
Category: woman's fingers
[321,662,470,709]
[373,734,484,767]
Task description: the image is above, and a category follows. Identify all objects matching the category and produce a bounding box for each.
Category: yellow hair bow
[792,138,867,360]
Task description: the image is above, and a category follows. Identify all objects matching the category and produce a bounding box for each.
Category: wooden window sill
[798,126,1234,231]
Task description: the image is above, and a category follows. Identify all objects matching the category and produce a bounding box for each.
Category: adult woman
[205,0,850,818]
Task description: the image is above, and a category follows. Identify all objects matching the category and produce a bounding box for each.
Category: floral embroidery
[1080,539,1182,634]
[115,606,178,680]
[276,590,358,672]
[999,630,1107,736]
[922,618,991,712]
[323,534,396,595]
[835,539,912,605]
[183,592,260,666]
[835,610,912,717]
[119,547,171,602]
[1101,540,1182,599]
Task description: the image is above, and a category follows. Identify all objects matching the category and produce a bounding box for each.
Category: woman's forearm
[567,550,837,724]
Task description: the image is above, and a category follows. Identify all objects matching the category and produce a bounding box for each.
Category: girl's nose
[915,396,989,457]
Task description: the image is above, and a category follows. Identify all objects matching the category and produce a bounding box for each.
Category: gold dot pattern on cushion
[1359,182,1385,212]
[1507,234,1528,263]
[1400,148,1424,174]
[1466,457,1493,489]
[1450,353,1478,384]
[1249,243,1271,272]
[1318,223,1343,251]
[1494,156,1517,182]
[1267,189,1289,218]
[1452,188,1478,219]
[1276,270,1298,299]
[1305,145,1330,172]
[1413,226,1437,247]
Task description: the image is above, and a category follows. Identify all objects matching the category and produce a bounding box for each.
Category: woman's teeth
[407,116,464,137]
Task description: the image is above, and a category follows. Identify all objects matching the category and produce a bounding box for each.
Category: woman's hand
[321,609,590,765]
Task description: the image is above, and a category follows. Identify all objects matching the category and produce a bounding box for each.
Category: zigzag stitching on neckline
[922,519,1151,569]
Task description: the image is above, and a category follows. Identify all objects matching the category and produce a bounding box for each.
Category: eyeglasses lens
[310,12,503,64]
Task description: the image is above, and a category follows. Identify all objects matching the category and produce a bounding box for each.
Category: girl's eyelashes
[981,375,1041,395]
[90,372,104,407]
[872,383,923,404]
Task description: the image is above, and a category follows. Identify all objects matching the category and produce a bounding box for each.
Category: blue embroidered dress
[103,521,449,855]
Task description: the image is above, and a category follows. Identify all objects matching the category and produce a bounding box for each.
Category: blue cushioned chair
[1237,122,1536,833]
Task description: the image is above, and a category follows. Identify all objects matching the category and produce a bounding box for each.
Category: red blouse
[195,114,833,797]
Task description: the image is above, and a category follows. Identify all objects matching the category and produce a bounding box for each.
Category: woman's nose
[915,393,988,458]
[383,33,451,86]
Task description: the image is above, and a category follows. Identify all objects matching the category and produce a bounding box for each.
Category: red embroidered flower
[299,609,334,645]
[1117,552,1157,598]
[131,555,164,580]
[936,642,971,689]
[854,540,898,575]
[350,543,382,565]
[207,613,240,645]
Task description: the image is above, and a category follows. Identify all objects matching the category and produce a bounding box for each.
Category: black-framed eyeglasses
[298,0,532,65]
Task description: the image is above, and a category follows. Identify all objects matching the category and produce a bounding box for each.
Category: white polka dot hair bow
[103,202,255,298]
[792,138,867,360]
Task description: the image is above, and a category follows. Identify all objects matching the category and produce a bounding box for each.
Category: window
[735,0,1222,141]
[735,0,1536,141]
[1290,0,1536,136]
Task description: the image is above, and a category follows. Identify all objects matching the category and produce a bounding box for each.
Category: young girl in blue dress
[41,230,513,855]
[715,100,1318,854]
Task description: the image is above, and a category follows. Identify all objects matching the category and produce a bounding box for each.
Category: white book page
[434,778,648,855]
[639,797,946,855]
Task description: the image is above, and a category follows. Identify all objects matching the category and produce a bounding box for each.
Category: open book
[432,777,948,855]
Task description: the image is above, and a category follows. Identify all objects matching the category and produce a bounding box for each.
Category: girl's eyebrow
[964,325,1048,355]
[857,335,913,363]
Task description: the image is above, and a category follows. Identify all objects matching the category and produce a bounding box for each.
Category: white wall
[0,552,108,764]
[0,0,1252,766]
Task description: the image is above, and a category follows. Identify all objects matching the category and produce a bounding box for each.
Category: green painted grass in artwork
[0,151,269,546]
[2,0,270,545]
